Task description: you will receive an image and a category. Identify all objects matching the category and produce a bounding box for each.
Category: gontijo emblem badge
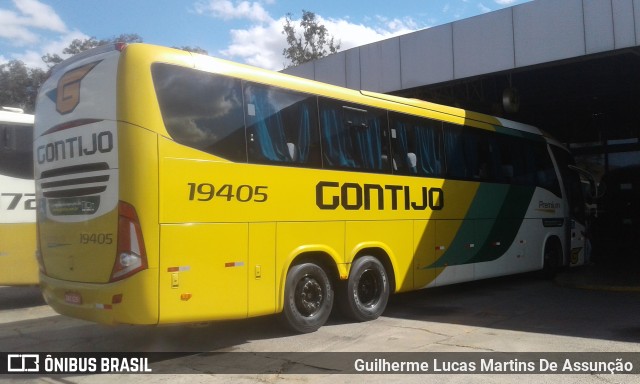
[56,62,99,114]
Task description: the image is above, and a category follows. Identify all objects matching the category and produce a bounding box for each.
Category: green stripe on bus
[468,185,535,263]
[426,184,535,268]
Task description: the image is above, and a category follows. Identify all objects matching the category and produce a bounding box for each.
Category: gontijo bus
[1,106,38,285]
[34,43,588,332]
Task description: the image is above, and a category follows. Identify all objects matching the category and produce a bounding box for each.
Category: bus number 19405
[187,183,268,203]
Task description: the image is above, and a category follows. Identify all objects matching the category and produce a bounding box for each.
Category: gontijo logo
[316,181,444,211]
[36,131,114,164]
[56,61,100,114]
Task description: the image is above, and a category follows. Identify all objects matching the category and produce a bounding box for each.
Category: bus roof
[359,90,544,136]
[0,107,34,126]
[190,45,553,141]
[48,43,560,145]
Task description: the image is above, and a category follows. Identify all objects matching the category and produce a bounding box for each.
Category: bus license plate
[64,292,82,305]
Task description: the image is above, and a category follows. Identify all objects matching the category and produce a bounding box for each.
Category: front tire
[340,256,390,322]
[282,263,334,333]
[541,240,561,279]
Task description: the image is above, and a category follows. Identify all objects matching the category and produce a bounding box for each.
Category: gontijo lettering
[316,181,444,211]
[36,131,113,164]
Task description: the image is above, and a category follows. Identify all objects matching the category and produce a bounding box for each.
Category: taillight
[110,201,147,282]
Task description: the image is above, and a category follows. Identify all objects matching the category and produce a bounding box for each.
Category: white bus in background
[0,106,38,285]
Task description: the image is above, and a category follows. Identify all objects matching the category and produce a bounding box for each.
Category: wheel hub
[357,269,381,307]
[295,276,323,316]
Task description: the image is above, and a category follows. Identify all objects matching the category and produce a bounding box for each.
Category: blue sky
[0,0,531,71]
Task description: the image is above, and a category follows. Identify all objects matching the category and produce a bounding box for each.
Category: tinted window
[0,123,33,179]
[445,126,502,181]
[443,123,474,179]
[390,112,443,177]
[496,135,527,184]
[319,98,389,172]
[244,83,321,167]
[152,63,247,162]
[532,143,560,196]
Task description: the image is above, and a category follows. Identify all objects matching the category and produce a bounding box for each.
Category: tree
[173,46,208,55]
[0,60,46,112]
[42,33,144,68]
[282,10,340,68]
[3,34,208,112]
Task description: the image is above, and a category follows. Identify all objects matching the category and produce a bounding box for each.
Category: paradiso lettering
[37,131,113,164]
[316,181,444,211]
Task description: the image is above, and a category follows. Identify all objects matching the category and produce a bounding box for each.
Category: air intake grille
[40,162,110,198]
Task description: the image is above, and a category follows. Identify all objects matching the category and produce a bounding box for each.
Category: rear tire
[282,263,334,333]
[340,256,390,322]
[541,240,561,279]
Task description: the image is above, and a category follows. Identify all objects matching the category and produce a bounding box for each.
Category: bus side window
[536,144,561,197]
[497,136,526,184]
[152,63,247,163]
[0,123,34,179]
[319,99,389,172]
[286,101,320,165]
[414,121,443,177]
[443,123,468,179]
[390,120,414,174]
[319,100,357,168]
[521,143,537,185]
[390,114,443,177]
[245,83,321,167]
[245,84,290,163]
[484,135,502,181]
[344,106,389,172]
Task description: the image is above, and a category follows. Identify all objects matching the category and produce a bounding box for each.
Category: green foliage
[3,34,144,111]
[0,60,46,113]
[42,34,144,68]
[4,33,208,112]
[173,46,208,55]
[282,10,340,68]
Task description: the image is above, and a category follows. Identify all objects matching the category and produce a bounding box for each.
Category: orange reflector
[167,266,190,272]
[112,294,123,304]
[181,293,192,301]
[225,262,245,268]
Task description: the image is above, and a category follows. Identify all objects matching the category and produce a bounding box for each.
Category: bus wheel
[341,256,389,322]
[541,240,561,279]
[282,263,334,333]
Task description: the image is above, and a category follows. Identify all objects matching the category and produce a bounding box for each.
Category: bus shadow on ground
[382,272,640,344]
[0,286,45,310]
[1,272,639,353]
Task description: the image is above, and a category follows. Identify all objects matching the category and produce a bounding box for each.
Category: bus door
[552,147,587,266]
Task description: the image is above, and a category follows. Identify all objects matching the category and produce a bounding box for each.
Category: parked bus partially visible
[34,44,589,333]
[0,106,38,285]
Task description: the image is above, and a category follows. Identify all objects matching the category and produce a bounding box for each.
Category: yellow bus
[1,106,38,285]
[34,43,588,332]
